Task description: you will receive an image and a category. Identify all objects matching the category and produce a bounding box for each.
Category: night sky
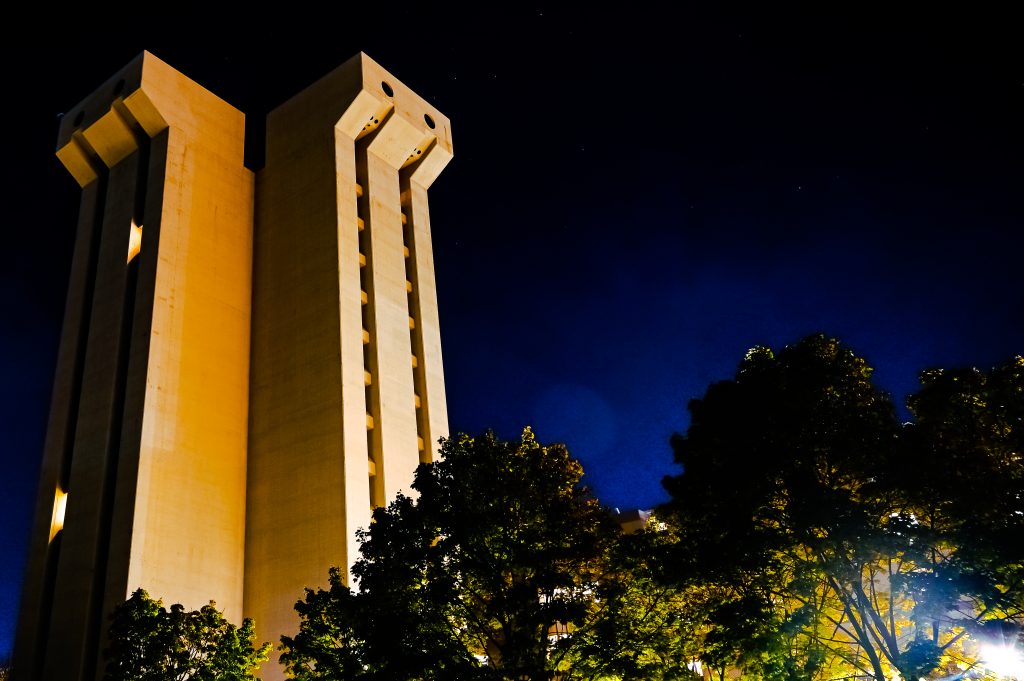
[1,8,1021,657]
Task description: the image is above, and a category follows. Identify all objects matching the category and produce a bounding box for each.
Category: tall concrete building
[13,51,452,681]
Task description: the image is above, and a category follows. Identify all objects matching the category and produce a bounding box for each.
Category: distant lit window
[127,220,143,264]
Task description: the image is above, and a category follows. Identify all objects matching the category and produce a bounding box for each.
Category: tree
[569,512,706,681]
[103,589,270,681]
[895,357,1024,668]
[281,428,697,680]
[661,334,1024,680]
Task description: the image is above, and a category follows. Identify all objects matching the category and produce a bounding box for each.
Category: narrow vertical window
[126,220,142,264]
[50,488,68,541]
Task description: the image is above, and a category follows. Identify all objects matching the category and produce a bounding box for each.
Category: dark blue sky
[1,7,1021,658]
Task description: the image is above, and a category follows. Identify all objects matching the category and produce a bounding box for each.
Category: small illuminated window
[50,489,68,541]
[127,220,143,264]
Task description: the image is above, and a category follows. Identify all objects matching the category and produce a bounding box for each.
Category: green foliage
[903,357,1024,590]
[662,335,1024,680]
[103,588,270,681]
[569,514,703,681]
[281,428,697,680]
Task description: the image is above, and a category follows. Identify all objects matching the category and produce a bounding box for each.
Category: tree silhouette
[662,335,1024,680]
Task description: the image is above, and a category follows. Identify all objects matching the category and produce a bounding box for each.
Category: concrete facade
[12,52,451,681]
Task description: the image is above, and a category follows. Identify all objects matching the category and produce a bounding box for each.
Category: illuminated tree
[662,335,1024,680]
[103,589,270,681]
[895,357,1024,674]
[568,513,705,681]
[281,428,698,680]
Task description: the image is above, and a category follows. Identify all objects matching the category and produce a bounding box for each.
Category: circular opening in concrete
[424,113,436,129]
[381,81,394,97]
[74,111,85,126]
[113,79,126,96]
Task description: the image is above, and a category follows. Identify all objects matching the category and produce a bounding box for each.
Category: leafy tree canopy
[662,334,1024,681]
[103,589,270,681]
[281,428,700,681]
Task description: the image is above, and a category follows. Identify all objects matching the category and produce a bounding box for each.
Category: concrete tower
[12,51,451,681]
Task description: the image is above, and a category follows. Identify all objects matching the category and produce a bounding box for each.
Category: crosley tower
[12,51,452,681]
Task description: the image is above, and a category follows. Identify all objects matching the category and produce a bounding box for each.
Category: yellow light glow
[981,643,1024,678]
[127,220,143,264]
[50,488,68,541]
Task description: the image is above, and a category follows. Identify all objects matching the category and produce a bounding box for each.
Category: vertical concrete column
[364,114,429,498]
[125,116,253,624]
[248,119,349,662]
[364,146,417,498]
[333,128,373,577]
[12,177,102,681]
[406,148,451,459]
[43,151,143,681]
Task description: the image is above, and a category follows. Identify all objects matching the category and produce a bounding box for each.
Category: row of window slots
[357,181,426,506]
[402,189,430,464]
[357,178,379,506]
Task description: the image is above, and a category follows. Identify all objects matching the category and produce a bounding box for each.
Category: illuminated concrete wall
[12,52,451,681]
[247,53,452,675]
[12,52,253,681]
